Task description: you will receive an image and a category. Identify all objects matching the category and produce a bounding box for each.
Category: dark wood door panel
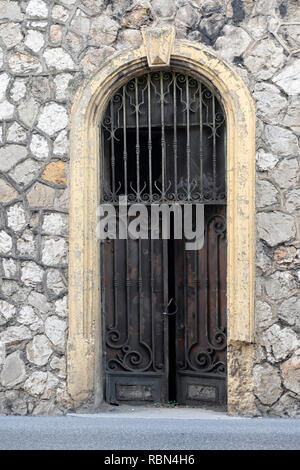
[175,206,227,406]
[102,233,169,404]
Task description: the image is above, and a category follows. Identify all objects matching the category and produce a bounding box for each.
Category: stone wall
[0,0,299,416]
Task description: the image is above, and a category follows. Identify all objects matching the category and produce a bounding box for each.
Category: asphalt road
[0,408,300,450]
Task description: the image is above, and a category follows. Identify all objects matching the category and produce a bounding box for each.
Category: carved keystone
[142,26,175,68]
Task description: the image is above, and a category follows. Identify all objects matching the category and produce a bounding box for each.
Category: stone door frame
[67,29,256,414]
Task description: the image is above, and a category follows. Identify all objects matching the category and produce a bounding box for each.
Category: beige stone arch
[67,29,256,414]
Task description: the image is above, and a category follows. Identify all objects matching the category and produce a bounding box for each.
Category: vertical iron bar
[147,76,155,369]
[123,86,128,197]
[186,75,190,199]
[194,246,198,348]
[212,94,216,197]
[199,81,203,197]
[100,125,105,197]
[110,99,118,330]
[205,219,209,340]
[173,73,178,200]
[216,230,220,329]
[125,236,131,343]
[163,238,169,397]
[138,237,143,350]
[135,78,140,197]
[224,122,227,199]
[123,86,130,342]
[197,239,201,348]
[99,129,105,339]
[150,237,156,370]
[183,242,188,369]
[110,100,116,196]
[148,74,152,200]
[160,72,166,197]
[125,239,130,343]
[113,241,118,330]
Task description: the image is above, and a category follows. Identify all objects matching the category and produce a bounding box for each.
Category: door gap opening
[168,214,176,402]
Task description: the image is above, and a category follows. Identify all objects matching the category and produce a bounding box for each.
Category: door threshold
[68,404,234,420]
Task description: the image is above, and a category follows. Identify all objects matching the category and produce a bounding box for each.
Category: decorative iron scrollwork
[107,343,153,372]
[101,71,226,206]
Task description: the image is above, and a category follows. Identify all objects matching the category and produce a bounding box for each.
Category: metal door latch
[162,298,178,316]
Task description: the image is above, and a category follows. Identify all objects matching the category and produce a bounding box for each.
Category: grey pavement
[0,406,299,450]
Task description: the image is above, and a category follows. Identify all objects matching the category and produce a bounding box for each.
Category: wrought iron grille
[101,71,226,205]
[101,70,227,406]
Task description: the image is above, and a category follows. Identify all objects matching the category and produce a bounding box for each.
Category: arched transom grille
[101,71,226,205]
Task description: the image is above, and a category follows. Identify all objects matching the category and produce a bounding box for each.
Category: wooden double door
[101,205,227,406]
[100,70,227,407]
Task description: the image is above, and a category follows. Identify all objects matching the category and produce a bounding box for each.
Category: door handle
[162,298,178,316]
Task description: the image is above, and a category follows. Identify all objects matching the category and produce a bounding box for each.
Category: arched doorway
[100,71,227,406]
[67,28,255,415]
